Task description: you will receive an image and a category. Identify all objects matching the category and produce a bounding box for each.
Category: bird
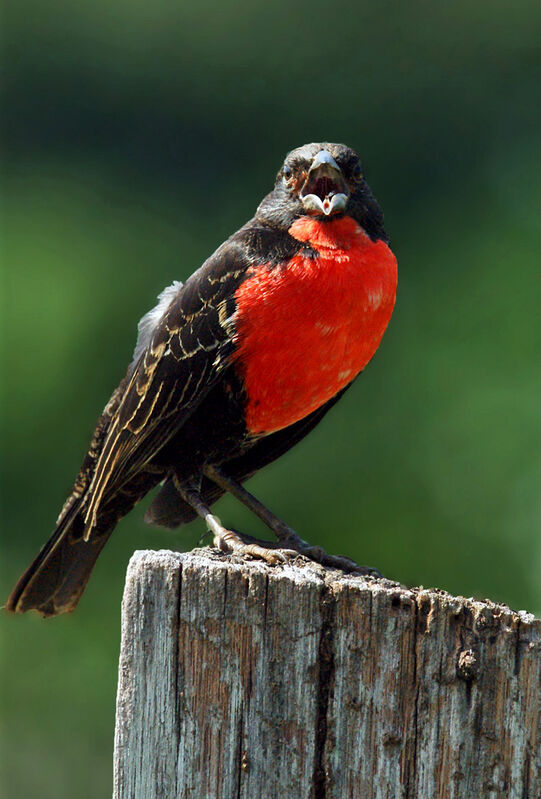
[7,142,397,617]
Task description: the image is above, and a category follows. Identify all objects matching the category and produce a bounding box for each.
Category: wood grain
[113,549,541,798]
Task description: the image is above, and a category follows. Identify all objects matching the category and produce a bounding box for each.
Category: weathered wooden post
[113,549,541,798]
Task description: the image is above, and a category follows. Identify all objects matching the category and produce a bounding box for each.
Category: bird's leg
[171,475,291,566]
[204,465,380,576]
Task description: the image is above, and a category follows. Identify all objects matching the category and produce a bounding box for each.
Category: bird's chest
[233,217,397,435]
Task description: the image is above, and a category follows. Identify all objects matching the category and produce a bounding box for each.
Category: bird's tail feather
[5,500,111,617]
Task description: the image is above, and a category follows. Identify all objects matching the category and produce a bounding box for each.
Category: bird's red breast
[233,216,397,435]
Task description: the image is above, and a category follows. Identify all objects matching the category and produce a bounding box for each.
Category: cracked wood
[113,549,541,799]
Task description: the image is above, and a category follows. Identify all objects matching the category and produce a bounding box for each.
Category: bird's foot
[205,512,295,566]
[288,539,381,576]
[273,525,381,576]
[212,528,298,566]
[201,466,381,575]
[206,513,381,576]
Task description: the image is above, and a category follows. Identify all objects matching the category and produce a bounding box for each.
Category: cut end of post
[113,547,541,799]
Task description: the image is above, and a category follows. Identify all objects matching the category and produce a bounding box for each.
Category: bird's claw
[212,527,381,577]
[279,534,382,577]
[213,529,294,566]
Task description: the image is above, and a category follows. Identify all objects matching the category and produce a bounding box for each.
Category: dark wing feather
[82,236,250,535]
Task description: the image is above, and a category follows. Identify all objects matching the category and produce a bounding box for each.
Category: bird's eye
[352,163,362,181]
[283,165,292,179]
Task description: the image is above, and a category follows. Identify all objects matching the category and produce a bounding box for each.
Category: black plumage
[7,142,390,616]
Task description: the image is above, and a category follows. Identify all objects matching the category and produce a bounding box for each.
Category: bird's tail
[5,499,112,617]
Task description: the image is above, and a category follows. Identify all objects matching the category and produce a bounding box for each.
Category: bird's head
[256,142,388,242]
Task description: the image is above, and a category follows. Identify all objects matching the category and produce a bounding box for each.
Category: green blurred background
[2,0,541,795]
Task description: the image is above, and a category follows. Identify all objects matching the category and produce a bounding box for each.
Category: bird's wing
[81,235,252,535]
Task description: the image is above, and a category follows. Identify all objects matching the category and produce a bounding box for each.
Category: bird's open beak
[300,150,349,216]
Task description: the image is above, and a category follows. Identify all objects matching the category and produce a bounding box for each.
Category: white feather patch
[129,280,183,372]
